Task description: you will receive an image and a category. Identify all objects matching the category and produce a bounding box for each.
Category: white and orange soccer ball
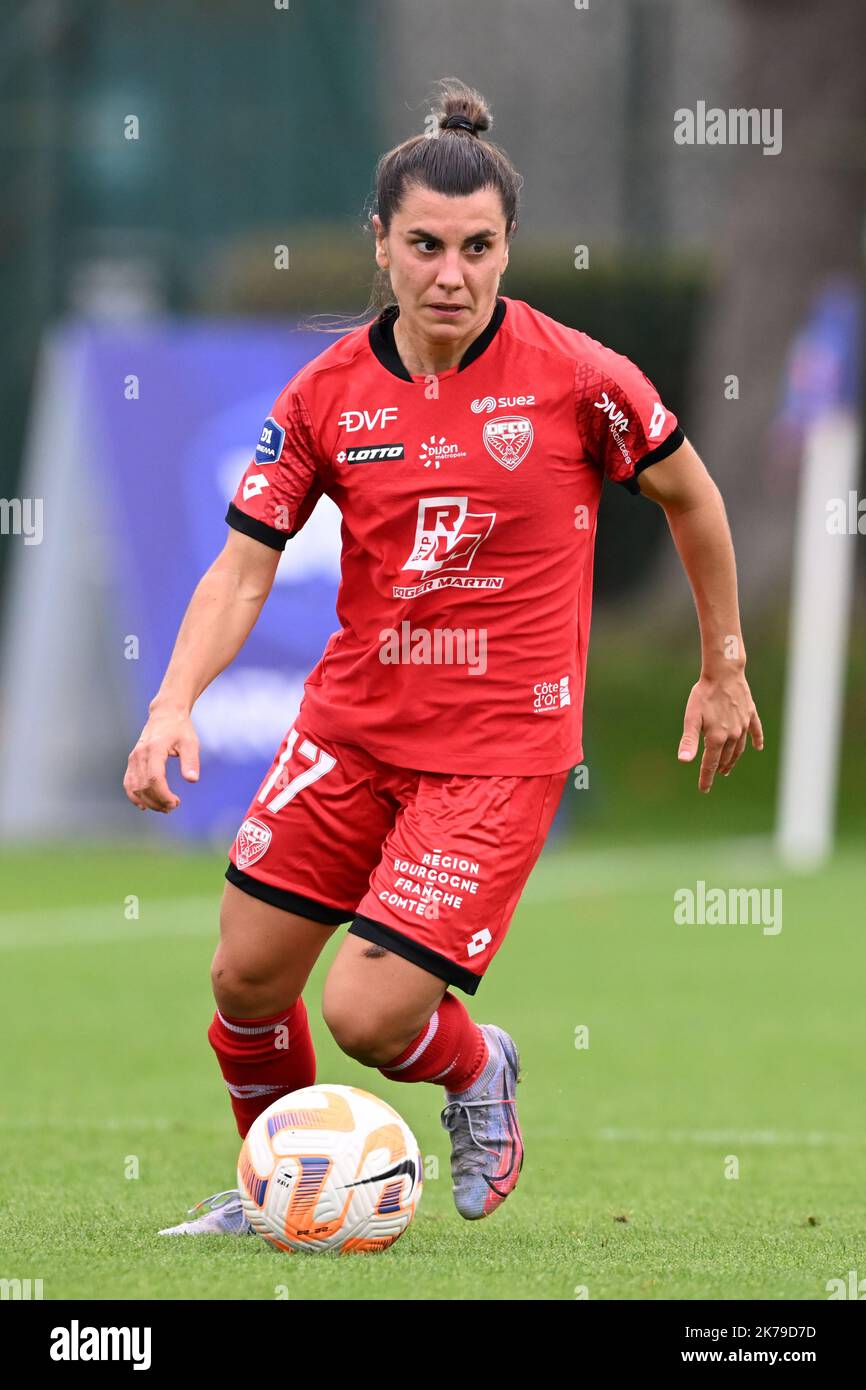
[237,1084,423,1254]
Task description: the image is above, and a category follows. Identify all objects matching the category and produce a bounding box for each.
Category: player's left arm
[637,436,764,793]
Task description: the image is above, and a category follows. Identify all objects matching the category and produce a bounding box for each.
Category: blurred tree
[654,0,866,618]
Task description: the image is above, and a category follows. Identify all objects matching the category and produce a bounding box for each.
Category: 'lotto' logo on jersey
[243,473,269,501]
[255,416,285,464]
[337,442,405,464]
[648,402,667,439]
[338,407,399,432]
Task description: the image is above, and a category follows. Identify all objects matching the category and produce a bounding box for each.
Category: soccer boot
[158,1187,254,1236]
[439,1023,524,1220]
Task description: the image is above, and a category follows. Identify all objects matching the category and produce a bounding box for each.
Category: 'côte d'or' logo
[482,415,534,472]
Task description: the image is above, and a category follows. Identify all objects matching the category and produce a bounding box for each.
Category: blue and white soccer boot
[439,1023,524,1220]
[158,1188,254,1236]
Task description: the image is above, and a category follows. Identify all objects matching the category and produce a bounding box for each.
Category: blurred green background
[1,0,863,883]
[1,0,865,1305]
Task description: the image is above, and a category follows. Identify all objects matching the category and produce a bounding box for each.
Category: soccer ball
[237,1084,423,1254]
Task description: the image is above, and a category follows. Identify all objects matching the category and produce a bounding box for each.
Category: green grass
[2,840,864,1300]
[572,614,866,844]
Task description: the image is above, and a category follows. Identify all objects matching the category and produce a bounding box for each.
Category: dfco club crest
[481,415,534,472]
[235,817,272,870]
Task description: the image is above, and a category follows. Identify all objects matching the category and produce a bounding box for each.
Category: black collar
[369,297,507,381]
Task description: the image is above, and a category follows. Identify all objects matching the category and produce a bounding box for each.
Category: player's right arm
[123,529,281,813]
[126,382,325,812]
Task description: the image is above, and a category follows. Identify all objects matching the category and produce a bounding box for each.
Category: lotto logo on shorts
[466,928,492,958]
[532,675,571,713]
[235,817,272,869]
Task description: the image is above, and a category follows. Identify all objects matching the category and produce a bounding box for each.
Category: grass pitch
[1,840,863,1301]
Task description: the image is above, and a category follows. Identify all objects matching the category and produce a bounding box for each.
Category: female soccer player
[125,79,763,1234]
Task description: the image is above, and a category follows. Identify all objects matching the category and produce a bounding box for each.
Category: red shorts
[226,719,568,995]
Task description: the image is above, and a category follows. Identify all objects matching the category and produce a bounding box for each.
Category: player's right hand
[123,710,200,813]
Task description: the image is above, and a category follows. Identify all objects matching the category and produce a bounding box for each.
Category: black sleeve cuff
[225,501,292,551]
[619,425,686,495]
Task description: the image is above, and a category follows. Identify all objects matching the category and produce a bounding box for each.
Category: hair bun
[434,79,492,138]
[442,114,478,135]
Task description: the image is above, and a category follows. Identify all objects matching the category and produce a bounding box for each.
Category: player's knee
[210,950,297,1018]
[321,997,398,1066]
[320,995,370,1059]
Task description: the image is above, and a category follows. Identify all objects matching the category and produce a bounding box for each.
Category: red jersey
[227,295,682,775]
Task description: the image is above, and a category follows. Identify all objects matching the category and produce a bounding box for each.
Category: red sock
[378,991,488,1092]
[207,997,316,1138]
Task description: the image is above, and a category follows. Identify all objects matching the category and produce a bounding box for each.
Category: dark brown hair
[304,78,522,333]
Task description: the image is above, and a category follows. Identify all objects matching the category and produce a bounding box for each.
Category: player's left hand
[677,670,763,793]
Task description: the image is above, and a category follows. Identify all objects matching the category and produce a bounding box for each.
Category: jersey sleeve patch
[574,350,681,493]
[255,416,286,466]
[229,389,323,542]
